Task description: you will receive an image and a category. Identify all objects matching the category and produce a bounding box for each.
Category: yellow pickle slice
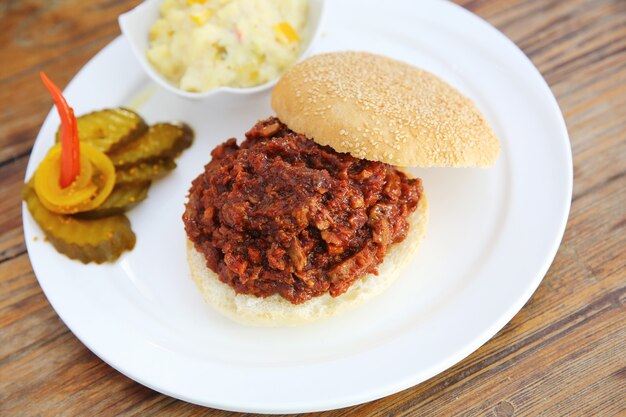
[33,143,116,214]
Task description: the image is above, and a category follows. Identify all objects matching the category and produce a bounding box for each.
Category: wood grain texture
[1,0,625,416]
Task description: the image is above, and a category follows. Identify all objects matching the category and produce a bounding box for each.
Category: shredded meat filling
[183,117,422,304]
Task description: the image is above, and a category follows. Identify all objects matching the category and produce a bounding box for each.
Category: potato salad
[147,0,308,92]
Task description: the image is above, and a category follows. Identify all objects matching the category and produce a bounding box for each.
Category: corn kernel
[190,9,213,25]
[273,22,299,44]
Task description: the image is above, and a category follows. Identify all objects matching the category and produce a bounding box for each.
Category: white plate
[23,0,572,413]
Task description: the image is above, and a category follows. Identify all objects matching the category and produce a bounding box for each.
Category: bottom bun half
[187,195,429,327]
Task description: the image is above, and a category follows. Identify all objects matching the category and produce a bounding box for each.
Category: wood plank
[1,0,625,416]
[0,0,142,164]
[0,157,28,263]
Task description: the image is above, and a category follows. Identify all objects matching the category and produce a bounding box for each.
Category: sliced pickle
[108,122,193,167]
[115,158,176,185]
[75,181,151,219]
[56,108,147,153]
[23,185,135,264]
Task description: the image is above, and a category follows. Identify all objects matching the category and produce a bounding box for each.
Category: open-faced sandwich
[183,51,500,326]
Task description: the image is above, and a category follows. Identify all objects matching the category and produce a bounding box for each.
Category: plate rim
[22,0,572,413]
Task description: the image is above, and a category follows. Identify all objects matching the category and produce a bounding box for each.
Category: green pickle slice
[75,181,151,219]
[115,158,176,184]
[56,108,147,153]
[23,185,136,264]
[108,122,193,167]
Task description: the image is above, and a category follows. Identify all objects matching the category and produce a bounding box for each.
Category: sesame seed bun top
[271,51,500,167]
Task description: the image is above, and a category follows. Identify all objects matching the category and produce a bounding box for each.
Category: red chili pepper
[40,72,80,188]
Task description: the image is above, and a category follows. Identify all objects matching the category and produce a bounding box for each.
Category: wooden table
[1,1,624,415]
